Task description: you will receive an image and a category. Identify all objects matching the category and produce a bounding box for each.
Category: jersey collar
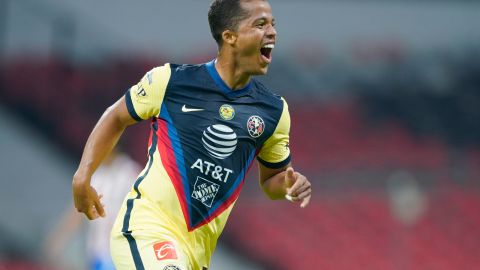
[205,59,253,98]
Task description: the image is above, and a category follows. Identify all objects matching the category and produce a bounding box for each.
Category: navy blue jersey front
[112,60,291,268]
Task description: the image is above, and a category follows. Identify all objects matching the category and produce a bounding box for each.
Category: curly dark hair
[208,0,260,46]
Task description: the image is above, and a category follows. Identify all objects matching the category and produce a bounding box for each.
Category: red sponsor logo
[153,241,178,261]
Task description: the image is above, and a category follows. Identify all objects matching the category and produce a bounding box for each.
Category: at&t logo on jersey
[202,124,237,159]
[190,158,234,183]
[247,115,265,138]
[153,241,177,261]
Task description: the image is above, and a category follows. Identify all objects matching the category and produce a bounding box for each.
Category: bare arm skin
[258,162,312,208]
[72,96,137,220]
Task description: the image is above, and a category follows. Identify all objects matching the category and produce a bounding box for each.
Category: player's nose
[266,24,277,39]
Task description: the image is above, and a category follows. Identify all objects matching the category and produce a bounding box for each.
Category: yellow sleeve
[125,64,171,120]
[257,98,291,168]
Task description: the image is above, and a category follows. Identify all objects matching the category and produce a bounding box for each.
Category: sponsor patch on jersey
[247,115,265,138]
[153,241,178,261]
[219,104,235,120]
[146,70,153,85]
[163,265,182,270]
[136,85,147,97]
[190,158,234,183]
[202,124,237,159]
[191,176,220,207]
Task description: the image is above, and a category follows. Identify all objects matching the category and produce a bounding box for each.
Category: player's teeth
[262,44,275,49]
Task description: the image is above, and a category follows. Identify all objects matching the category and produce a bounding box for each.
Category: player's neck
[215,56,251,91]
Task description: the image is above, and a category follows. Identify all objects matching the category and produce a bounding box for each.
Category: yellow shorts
[110,230,194,270]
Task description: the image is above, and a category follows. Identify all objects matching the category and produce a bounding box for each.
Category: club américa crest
[247,115,265,138]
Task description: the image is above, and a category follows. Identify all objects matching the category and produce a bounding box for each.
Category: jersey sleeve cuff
[257,154,291,169]
[125,89,143,121]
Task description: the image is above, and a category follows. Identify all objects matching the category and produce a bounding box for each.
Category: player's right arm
[73,64,170,220]
[72,96,137,220]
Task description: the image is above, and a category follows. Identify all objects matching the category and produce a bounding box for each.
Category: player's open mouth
[260,43,274,63]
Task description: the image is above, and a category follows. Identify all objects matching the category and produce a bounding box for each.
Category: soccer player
[72,0,312,269]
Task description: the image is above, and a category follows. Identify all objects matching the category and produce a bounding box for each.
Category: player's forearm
[73,106,128,183]
[261,170,289,200]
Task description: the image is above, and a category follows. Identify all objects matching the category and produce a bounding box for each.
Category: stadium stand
[1,52,479,269]
[225,189,480,270]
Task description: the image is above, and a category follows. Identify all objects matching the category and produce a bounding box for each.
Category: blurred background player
[44,147,141,270]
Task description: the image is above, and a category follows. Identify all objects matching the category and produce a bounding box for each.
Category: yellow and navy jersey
[115,60,290,268]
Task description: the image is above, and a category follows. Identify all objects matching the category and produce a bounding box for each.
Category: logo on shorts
[247,115,265,138]
[153,241,178,261]
[163,265,182,270]
[191,176,220,207]
[219,104,235,120]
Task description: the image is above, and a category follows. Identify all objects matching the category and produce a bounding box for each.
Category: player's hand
[285,167,311,208]
[72,177,106,220]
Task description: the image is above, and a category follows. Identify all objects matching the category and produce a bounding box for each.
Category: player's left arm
[259,162,311,208]
[257,98,311,208]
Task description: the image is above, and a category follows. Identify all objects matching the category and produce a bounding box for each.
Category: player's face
[234,0,276,75]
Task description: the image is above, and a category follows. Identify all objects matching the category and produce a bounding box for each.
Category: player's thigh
[111,231,191,270]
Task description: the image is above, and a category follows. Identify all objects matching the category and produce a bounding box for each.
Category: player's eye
[254,20,266,29]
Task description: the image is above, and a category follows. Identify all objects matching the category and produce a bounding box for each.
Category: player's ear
[221,30,237,46]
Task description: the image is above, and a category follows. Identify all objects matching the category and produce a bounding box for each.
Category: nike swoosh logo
[182,105,205,112]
